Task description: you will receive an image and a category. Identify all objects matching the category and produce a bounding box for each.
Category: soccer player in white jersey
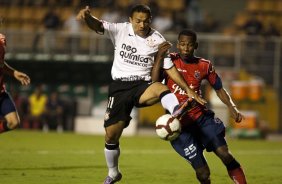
[77,4,206,184]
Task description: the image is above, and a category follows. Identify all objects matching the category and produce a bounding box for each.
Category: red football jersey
[165,53,219,122]
[0,39,6,93]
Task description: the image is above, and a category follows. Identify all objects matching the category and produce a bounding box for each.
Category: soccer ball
[155,114,181,141]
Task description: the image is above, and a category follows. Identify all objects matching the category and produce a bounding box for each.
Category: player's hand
[14,70,30,86]
[185,89,207,105]
[156,41,172,59]
[76,6,91,20]
[229,106,244,123]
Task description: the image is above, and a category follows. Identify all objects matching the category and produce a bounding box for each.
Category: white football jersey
[102,21,172,81]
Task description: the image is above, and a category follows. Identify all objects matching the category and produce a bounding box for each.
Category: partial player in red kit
[153,29,247,184]
[0,33,30,133]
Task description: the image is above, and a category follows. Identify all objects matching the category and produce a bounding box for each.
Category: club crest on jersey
[194,70,201,80]
[104,110,110,121]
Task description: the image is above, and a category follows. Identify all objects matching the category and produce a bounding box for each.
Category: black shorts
[104,80,153,128]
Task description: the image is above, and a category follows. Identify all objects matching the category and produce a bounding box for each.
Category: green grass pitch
[0,130,281,184]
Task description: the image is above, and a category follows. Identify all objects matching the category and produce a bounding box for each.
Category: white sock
[104,147,120,178]
[160,93,179,114]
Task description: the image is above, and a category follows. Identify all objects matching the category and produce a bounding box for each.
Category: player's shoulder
[197,58,216,73]
[150,28,165,40]
[115,22,129,29]
[103,20,128,28]
[124,22,132,27]
[198,58,212,66]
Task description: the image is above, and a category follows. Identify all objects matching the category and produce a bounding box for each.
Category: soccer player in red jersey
[153,29,247,184]
[0,33,30,133]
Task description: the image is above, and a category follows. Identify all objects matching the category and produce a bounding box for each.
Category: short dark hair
[130,4,152,17]
[178,29,197,42]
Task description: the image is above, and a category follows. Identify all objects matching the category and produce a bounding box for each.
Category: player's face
[129,12,151,38]
[177,35,197,59]
[0,34,6,46]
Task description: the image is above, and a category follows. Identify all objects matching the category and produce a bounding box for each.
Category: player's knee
[7,119,20,130]
[159,83,169,91]
[105,135,119,144]
[218,152,234,164]
[105,130,121,144]
[153,82,169,93]
[4,112,21,130]
[216,146,234,164]
[195,165,210,183]
[105,122,125,143]
[196,169,210,183]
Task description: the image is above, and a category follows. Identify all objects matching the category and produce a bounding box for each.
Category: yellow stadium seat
[116,0,131,8]
[156,0,184,11]
[6,6,22,29]
[275,0,282,12]
[261,0,275,11]
[233,12,249,27]
[246,0,263,11]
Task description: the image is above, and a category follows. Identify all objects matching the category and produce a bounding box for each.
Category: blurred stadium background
[0,0,282,138]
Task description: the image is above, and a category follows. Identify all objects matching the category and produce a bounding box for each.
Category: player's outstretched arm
[215,87,244,123]
[152,41,172,82]
[3,62,30,86]
[166,67,207,105]
[76,6,103,33]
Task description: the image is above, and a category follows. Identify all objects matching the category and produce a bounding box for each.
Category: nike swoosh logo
[128,34,134,36]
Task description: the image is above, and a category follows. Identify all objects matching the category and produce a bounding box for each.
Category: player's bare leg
[103,121,125,184]
[214,145,247,184]
[195,165,211,184]
[0,112,20,133]
[139,82,188,117]
[139,82,168,105]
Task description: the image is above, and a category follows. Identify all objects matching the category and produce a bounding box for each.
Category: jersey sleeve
[150,30,166,54]
[163,55,174,70]
[206,62,222,90]
[102,21,125,45]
